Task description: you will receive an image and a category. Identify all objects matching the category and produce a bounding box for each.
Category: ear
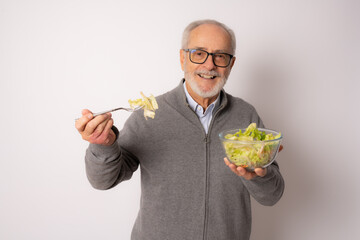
[229,56,236,70]
[180,49,185,71]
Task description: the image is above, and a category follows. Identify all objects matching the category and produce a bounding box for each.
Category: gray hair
[181,19,236,55]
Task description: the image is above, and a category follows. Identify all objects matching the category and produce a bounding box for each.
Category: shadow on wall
[243,54,318,240]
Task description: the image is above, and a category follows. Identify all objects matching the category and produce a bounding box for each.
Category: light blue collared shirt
[183,82,220,134]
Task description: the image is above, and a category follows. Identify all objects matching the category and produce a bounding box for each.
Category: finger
[254,167,267,177]
[89,119,114,145]
[98,119,114,145]
[82,109,92,116]
[75,109,93,132]
[83,113,111,136]
[91,117,111,139]
[237,167,258,180]
[236,166,247,176]
[224,158,240,175]
[93,113,113,138]
[103,118,113,135]
[223,157,231,166]
[224,158,252,178]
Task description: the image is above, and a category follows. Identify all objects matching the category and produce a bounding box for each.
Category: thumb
[82,109,93,116]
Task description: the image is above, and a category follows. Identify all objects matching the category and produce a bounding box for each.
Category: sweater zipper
[202,104,225,240]
[203,133,210,240]
[185,103,210,240]
[185,102,225,240]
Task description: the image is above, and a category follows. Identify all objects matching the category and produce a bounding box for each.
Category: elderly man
[75,19,284,240]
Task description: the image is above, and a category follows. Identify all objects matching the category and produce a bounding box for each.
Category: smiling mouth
[198,74,217,79]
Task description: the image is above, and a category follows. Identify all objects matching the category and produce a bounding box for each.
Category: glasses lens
[213,53,231,67]
[190,49,208,64]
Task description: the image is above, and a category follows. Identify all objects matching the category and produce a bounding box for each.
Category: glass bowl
[219,128,283,171]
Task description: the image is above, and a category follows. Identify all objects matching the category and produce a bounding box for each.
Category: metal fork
[75,105,143,120]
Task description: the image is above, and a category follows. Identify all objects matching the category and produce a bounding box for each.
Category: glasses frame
[183,48,234,68]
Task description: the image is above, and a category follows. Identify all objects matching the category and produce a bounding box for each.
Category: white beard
[184,70,228,98]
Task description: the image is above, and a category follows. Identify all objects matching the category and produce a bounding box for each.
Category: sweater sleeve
[241,161,285,206]
[244,107,285,205]
[85,126,140,190]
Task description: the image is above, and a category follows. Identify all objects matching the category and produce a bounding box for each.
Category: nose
[202,54,216,70]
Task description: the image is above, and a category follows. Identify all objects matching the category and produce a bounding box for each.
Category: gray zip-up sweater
[85,80,285,240]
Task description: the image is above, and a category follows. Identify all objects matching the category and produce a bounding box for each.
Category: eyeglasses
[183,49,234,68]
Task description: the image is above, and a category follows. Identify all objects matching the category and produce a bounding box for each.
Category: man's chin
[193,84,222,98]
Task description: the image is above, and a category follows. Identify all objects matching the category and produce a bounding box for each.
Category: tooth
[200,74,213,79]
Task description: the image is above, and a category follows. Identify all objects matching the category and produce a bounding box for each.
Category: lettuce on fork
[128,92,158,120]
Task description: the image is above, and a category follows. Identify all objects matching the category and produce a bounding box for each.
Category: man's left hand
[224,158,267,180]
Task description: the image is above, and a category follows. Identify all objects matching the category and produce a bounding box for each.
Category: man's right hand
[75,109,116,146]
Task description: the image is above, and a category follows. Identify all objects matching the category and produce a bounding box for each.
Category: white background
[1,0,359,239]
